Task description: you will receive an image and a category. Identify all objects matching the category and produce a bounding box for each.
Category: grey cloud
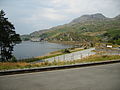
[0,0,120,34]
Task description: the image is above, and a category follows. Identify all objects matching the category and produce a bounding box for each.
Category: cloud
[43,12,67,21]
[0,0,120,34]
[42,8,67,21]
[21,7,67,25]
[50,0,120,17]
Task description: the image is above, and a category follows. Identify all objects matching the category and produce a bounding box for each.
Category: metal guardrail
[0,60,120,76]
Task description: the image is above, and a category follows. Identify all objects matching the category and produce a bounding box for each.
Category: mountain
[114,15,120,20]
[70,13,107,24]
[21,13,120,46]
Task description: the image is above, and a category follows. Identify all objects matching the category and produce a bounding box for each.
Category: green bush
[62,49,71,53]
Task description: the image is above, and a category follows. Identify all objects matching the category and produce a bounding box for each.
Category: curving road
[45,48,95,62]
[0,63,120,90]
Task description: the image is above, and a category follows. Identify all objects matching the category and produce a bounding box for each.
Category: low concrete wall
[0,60,120,76]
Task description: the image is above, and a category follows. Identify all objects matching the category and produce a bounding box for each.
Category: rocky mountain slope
[70,13,107,24]
[21,13,120,46]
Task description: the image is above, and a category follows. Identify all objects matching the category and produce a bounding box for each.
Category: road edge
[0,60,120,76]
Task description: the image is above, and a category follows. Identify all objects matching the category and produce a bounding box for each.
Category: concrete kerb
[0,60,120,76]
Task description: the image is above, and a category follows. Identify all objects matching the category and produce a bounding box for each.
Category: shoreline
[20,47,85,62]
[17,41,90,62]
[48,41,82,45]
[30,40,82,46]
[35,47,84,59]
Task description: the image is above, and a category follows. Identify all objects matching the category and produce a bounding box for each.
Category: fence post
[81,53,82,59]
[57,56,59,61]
[64,54,65,61]
[72,53,74,60]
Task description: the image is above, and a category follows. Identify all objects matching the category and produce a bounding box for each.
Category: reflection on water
[13,41,72,59]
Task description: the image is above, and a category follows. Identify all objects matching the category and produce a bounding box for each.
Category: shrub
[62,49,71,53]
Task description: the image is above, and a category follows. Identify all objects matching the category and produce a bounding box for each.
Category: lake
[13,41,72,59]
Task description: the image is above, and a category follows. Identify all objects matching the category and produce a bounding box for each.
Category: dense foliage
[0,10,21,62]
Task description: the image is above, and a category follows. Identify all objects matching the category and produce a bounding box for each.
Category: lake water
[13,41,72,59]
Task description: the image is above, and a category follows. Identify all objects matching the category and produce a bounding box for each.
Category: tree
[0,10,21,62]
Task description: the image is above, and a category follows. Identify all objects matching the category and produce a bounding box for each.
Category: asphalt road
[44,48,95,62]
[0,63,120,90]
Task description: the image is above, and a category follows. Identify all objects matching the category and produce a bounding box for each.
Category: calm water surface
[13,41,72,59]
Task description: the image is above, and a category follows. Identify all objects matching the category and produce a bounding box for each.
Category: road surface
[0,63,120,90]
[44,48,95,62]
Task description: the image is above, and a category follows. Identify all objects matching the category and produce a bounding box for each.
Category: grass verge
[0,55,120,70]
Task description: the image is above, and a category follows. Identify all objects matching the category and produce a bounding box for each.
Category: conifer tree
[0,10,21,62]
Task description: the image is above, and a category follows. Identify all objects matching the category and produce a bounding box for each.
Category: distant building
[106,45,112,48]
[30,38,40,42]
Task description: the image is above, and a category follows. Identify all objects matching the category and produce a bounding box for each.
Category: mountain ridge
[70,13,107,24]
[21,13,120,46]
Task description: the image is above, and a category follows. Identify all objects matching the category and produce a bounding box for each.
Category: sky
[0,0,120,35]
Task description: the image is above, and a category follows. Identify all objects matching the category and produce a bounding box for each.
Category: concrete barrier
[0,60,120,76]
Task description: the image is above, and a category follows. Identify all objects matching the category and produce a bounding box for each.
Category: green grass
[78,55,120,63]
[0,55,120,70]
